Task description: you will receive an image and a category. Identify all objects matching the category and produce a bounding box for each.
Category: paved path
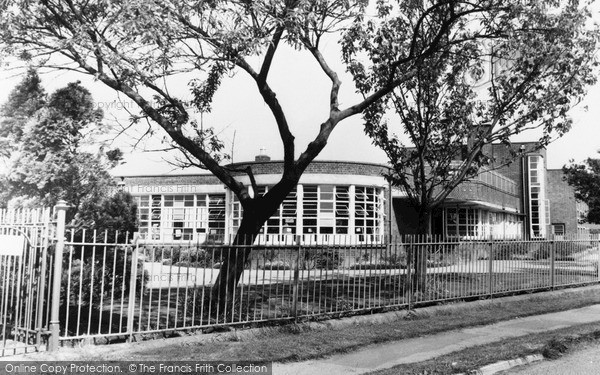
[274,304,600,375]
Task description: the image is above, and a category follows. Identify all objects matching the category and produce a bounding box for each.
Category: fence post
[406,236,413,310]
[48,200,68,352]
[488,238,494,298]
[292,236,301,322]
[35,209,51,349]
[127,238,139,342]
[550,238,555,290]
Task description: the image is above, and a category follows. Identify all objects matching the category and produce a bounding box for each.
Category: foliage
[0,68,46,158]
[302,248,343,270]
[5,0,595,302]
[351,250,407,269]
[0,74,122,218]
[492,242,531,260]
[0,0,381,303]
[143,245,224,268]
[260,260,293,270]
[342,1,599,234]
[563,156,600,224]
[0,0,536,233]
[61,192,142,315]
[61,246,147,311]
[532,242,591,260]
[73,190,138,243]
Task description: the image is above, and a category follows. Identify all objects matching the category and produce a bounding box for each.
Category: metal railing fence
[0,207,53,356]
[0,202,598,353]
[56,232,600,344]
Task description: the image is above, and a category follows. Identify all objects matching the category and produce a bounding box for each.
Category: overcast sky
[1,17,598,174]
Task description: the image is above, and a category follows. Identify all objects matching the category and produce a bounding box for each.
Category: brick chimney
[255,148,271,162]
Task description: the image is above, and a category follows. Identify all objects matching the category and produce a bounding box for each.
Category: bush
[426,259,453,268]
[142,246,223,268]
[260,260,292,270]
[381,252,406,268]
[349,261,407,270]
[302,248,342,270]
[61,245,147,310]
[492,242,530,260]
[532,242,591,260]
[350,251,408,270]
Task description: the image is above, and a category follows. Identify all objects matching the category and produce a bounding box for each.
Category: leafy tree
[563,157,600,224]
[0,0,585,309]
[73,190,138,241]
[3,80,114,214]
[0,68,46,158]
[343,1,598,291]
[1,74,132,231]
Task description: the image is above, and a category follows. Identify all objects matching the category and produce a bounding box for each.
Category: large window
[354,186,382,241]
[136,194,226,242]
[446,208,479,238]
[264,187,297,235]
[303,185,350,236]
[528,156,547,238]
[229,184,383,243]
[229,186,297,237]
[446,208,522,239]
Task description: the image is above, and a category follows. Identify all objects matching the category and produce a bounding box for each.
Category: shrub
[61,245,147,310]
[426,259,453,268]
[260,260,292,270]
[302,248,342,270]
[492,242,530,260]
[142,246,224,268]
[532,242,591,260]
[381,252,406,268]
[436,242,479,263]
[349,261,407,270]
[350,251,408,270]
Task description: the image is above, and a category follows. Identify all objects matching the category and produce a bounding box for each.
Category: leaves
[1,72,116,214]
[344,1,599,231]
[563,157,600,224]
[189,63,228,113]
[0,68,46,156]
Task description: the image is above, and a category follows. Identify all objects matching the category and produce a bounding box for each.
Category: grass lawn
[33,285,600,363]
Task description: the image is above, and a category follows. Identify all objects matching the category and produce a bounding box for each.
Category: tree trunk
[210,214,261,317]
[411,208,432,296]
[208,178,299,318]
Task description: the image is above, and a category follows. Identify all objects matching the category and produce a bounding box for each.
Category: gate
[0,207,53,356]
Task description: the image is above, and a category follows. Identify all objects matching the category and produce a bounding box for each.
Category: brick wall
[447,180,520,210]
[120,175,222,186]
[489,143,546,205]
[227,160,391,177]
[547,169,579,235]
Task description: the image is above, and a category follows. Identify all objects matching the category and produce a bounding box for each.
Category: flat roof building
[115,145,586,244]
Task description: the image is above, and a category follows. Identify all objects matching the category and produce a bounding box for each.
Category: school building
[115,144,586,244]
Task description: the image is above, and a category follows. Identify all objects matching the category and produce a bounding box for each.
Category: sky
[0,11,599,175]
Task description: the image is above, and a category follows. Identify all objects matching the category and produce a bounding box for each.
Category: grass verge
[368,322,600,375]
